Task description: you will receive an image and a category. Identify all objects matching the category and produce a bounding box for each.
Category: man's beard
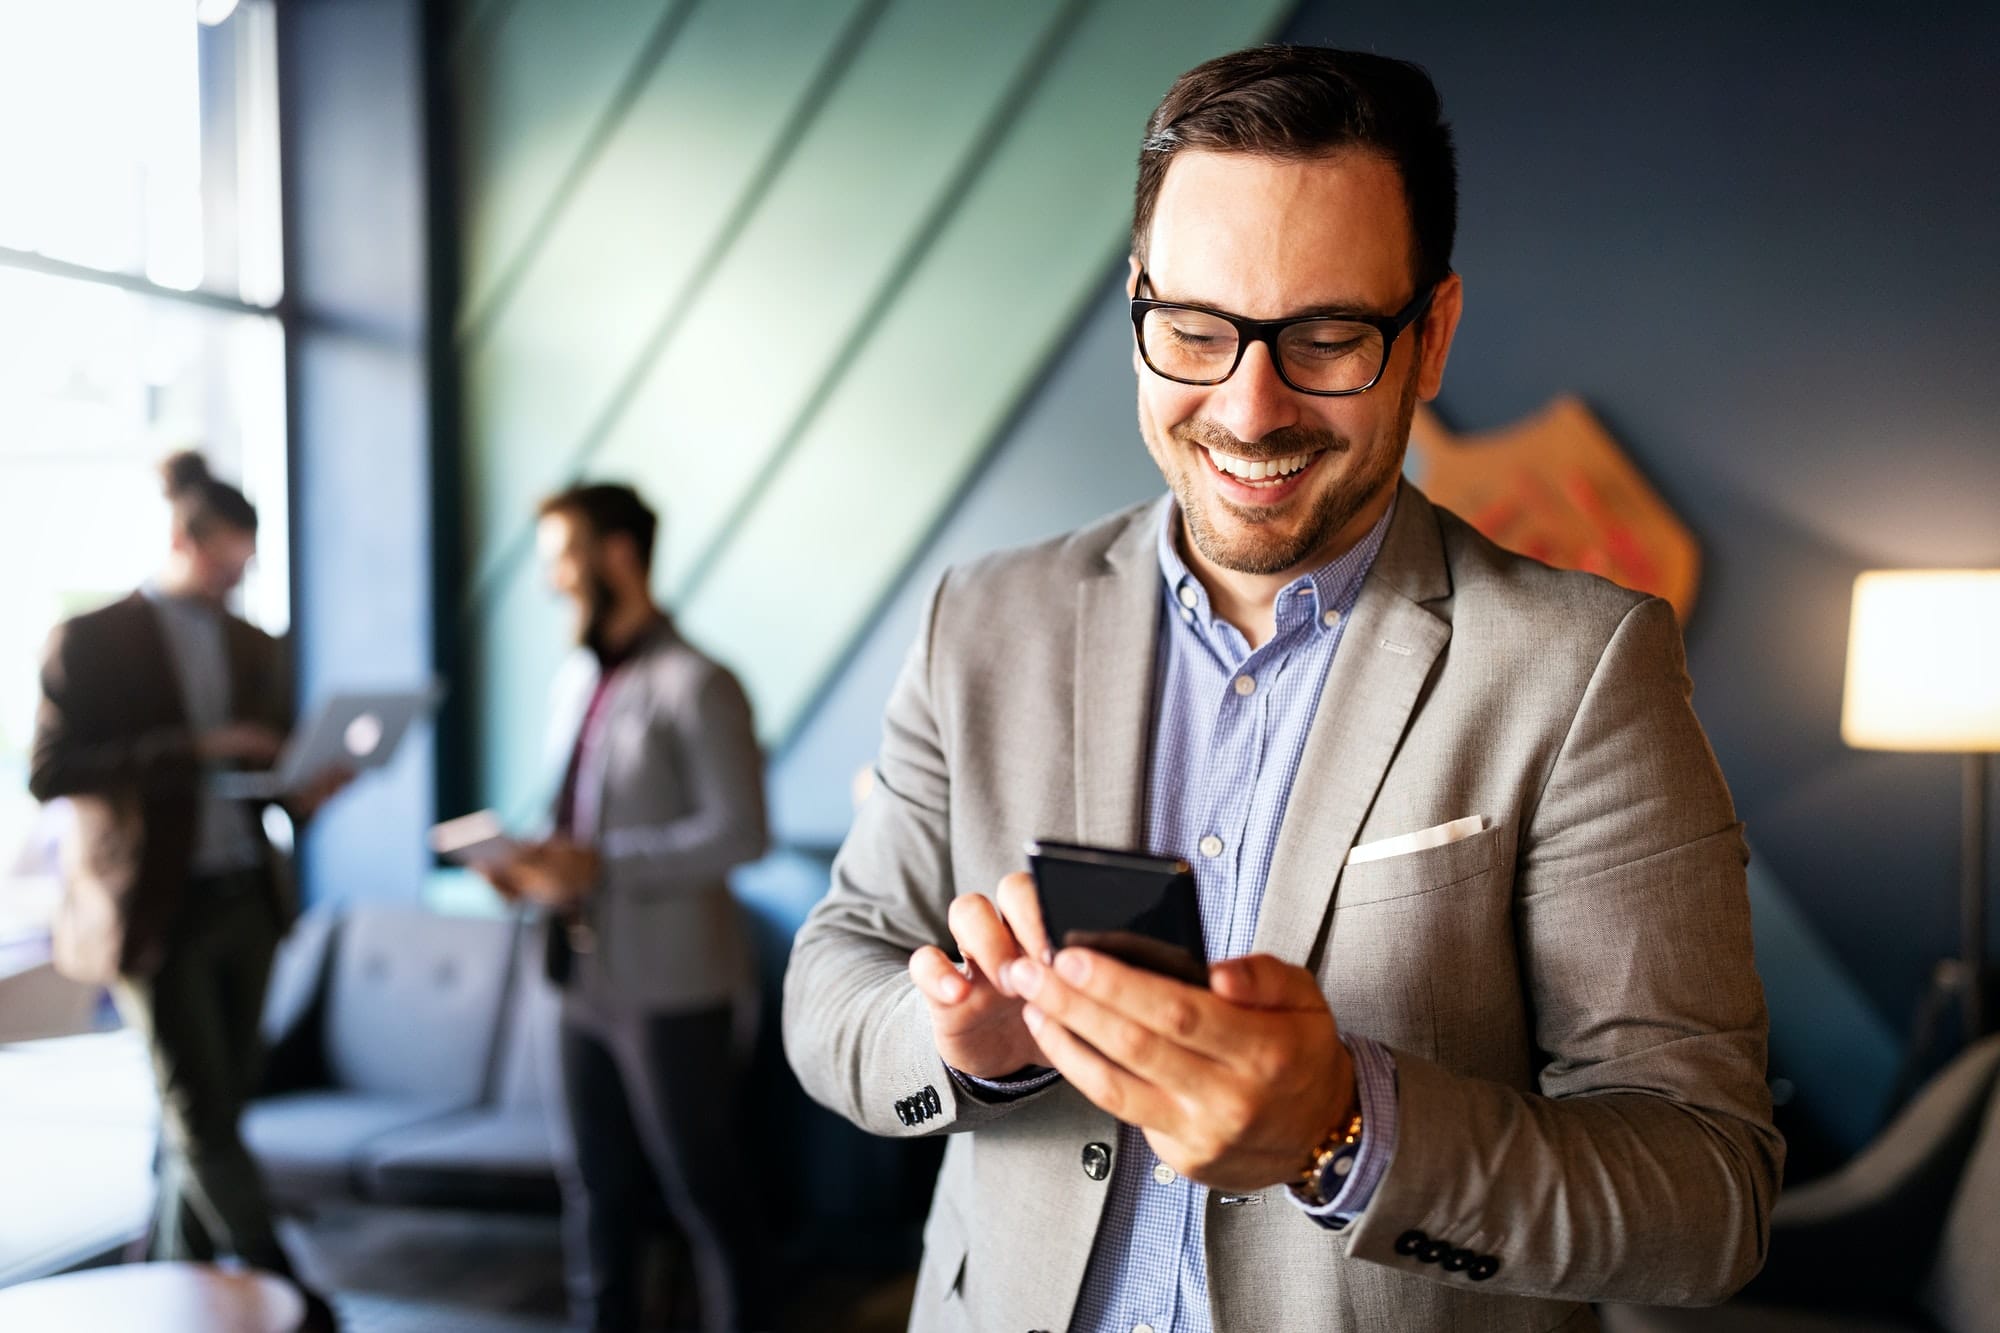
[578,570,620,658]
[1163,375,1416,576]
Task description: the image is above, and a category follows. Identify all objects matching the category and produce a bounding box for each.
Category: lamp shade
[1841,570,2000,751]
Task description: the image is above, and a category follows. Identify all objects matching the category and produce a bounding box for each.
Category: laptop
[210,682,443,800]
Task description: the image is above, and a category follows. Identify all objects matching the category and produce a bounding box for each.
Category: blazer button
[1440,1248,1472,1272]
[924,1085,942,1116]
[1393,1229,1427,1256]
[1415,1239,1449,1264]
[1080,1142,1112,1181]
[1468,1254,1501,1281]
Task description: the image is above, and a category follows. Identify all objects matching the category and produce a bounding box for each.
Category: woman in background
[29,452,342,1330]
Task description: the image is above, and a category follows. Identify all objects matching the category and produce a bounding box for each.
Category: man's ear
[1414,271,1464,403]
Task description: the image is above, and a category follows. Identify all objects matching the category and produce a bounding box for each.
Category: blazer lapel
[1072,499,1171,849]
[221,613,278,724]
[120,594,190,730]
[1252,485,1454,966]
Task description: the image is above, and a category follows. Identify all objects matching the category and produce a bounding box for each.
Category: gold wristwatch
[1288,1107,1365,1208]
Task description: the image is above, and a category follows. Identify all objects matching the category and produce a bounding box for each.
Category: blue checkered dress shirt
[1066,499,1403,1333]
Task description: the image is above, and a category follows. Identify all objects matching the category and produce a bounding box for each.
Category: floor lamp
[1841,570,2000,1090]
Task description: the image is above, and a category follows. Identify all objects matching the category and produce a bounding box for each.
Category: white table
[0,1261,305,1332]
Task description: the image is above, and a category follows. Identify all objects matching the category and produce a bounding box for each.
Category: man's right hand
[196,722,286,766]
[908,872,1053,1080]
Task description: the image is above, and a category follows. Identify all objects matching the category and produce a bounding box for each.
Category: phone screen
[1026,840,1209,987]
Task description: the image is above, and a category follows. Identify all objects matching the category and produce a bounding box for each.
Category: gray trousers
[553,999,766,1332]
[112,875,292,1276]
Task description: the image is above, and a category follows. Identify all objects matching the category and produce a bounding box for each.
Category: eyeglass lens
[1138,307,1387,393]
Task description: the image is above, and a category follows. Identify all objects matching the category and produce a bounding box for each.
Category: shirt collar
[1155,492,1397,640]
[140,580,220,617]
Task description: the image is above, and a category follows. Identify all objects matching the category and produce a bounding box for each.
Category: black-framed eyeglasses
[1130,271,1437,396]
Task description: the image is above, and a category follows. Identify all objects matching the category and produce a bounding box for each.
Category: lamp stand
[1885,753,1993,1115]
[1963,752,1989,1041]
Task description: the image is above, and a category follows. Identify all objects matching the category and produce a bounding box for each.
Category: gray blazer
[783,484,1782,1332]
[545,618,768,1015]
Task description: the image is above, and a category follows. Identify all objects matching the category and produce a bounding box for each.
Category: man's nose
[1205,340,1302,445]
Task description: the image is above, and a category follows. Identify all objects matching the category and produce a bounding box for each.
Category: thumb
[1209,953,1320,1010]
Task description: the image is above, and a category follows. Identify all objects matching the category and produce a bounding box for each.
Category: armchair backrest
[1756,1034,2000,1311]
[323,906,513,1104]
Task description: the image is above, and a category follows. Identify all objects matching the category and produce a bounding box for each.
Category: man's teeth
[1205,446,1314,482]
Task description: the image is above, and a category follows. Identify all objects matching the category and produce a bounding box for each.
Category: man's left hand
[286,766,356,823]
[504,838,602,911]
[1002,949,1355,1194]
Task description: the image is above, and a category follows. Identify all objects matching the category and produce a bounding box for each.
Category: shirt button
[1177,584,1198,608]
[1152,1163,1176,1185]
[1198,834,1223,858]
[1322,609,1342,628]
[1135,1325,1156,1333]
[1179,607,1194,623]
[1233,675,1255,696]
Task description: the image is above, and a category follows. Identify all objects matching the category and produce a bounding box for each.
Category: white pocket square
[1345,815,1488,866]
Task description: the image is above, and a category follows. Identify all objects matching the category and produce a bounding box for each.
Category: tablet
[427,809,517,866]
[211,682,443,800]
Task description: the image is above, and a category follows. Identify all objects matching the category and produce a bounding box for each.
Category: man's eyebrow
[1146,284,1383,319]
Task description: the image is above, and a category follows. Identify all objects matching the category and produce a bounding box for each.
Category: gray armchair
[246,905,520,1204]
[1603,1034,2000,1332]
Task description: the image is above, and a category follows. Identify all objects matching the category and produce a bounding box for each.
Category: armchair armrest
[256,910,340,1095]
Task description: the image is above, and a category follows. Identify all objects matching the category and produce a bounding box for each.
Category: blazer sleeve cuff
[1291,1033,1400,1229]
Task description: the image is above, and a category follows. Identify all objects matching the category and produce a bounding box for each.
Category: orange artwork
[1406,397,1701,622]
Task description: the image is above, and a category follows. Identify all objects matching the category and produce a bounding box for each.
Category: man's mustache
[1170,418,1349,462]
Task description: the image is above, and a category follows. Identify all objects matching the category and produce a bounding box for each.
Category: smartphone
[1025,840,1209,987]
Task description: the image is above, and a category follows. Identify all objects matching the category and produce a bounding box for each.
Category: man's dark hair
[539,482,659,573]
[1133,45,1457,289]
[160,450,258,538]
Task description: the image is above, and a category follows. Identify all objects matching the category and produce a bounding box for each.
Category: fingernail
[1021,1004,1044,1032]
[1054,949,1089,984]
[1005,958,1042,998]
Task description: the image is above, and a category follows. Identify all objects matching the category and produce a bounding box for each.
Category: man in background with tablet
[784,46,1780,1332]
[474,483,768,1333]
[30,452,344,1330]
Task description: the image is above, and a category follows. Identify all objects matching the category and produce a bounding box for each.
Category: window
[0,1,286,965]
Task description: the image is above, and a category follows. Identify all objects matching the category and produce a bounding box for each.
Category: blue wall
[770,5,2000,1154]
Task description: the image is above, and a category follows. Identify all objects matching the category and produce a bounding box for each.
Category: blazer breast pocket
[1334,822,1504,909]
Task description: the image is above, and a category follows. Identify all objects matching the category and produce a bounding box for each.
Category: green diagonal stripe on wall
[456,0,700,340]
[458,0,871,601]
[458,0,692,330]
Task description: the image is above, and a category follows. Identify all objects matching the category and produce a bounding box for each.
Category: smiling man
[785,46,1780,1333]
